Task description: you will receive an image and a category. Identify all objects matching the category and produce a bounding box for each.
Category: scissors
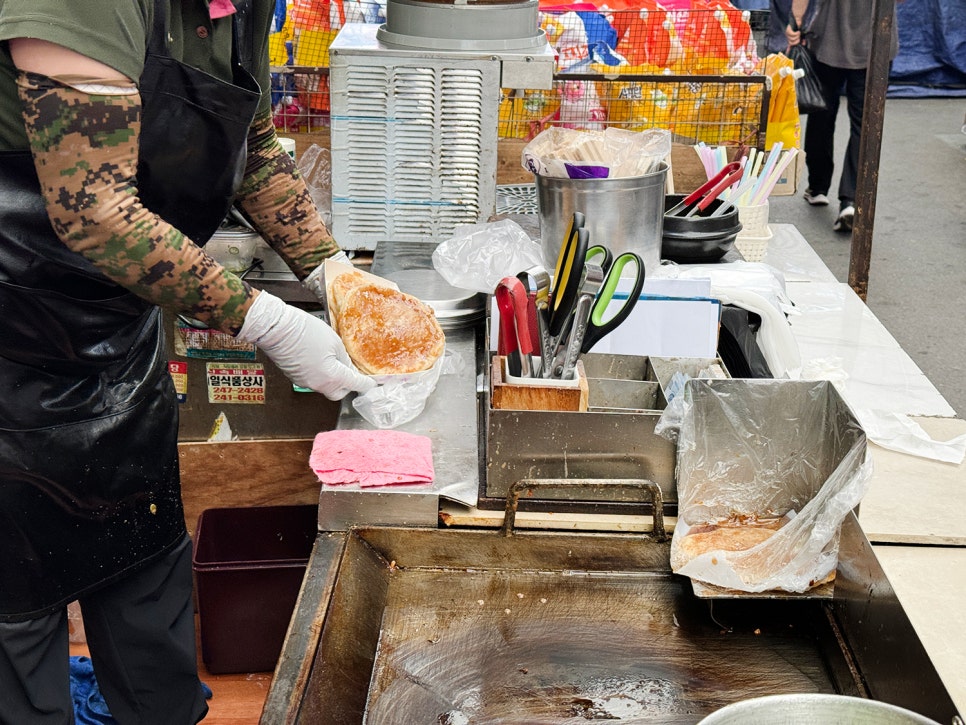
[542,244,611,373]
[545,224,589,350]
[579,251,645,354]
[584,243,613,273]
[556,251,645,380]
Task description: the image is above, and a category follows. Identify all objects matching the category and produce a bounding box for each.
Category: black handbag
[786,16,828,115]
[787,42,828,115]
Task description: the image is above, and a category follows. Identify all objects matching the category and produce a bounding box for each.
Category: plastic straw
[696,143,715,180]
[748,142,783,203]
[751,148,799,205]
[728,172,759,206]
[751,148,766,179]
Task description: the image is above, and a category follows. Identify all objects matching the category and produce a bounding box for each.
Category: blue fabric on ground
[890,0,966,96]
[70,657,115,725]
[70,656,213,724]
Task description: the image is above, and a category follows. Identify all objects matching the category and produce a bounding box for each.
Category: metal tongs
[516,265,552,377]
[495,276,535,378]
[665,160,743,218]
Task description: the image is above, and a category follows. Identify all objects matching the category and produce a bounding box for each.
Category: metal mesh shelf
[495,184,539,215]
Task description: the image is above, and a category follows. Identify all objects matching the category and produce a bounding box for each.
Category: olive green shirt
[807,0,899,70]
[0,0,275,149]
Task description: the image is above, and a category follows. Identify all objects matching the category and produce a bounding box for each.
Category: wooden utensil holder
[490,355,589,412]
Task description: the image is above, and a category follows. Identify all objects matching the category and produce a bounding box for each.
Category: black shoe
[833,205,855,233]
[804,188,830,206]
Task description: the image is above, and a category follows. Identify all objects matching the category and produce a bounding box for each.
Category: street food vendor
[0,1,373,721]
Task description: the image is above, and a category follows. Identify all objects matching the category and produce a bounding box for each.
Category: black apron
[0,0,261,621]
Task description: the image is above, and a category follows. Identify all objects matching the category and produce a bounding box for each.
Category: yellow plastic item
[294,28,339,67]
[760,53,801,148]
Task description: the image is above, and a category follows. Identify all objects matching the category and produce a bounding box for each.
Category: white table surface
[758,223,839,283]
[787,280,956,418]
[871,545,966,716]
[768,226,965,717]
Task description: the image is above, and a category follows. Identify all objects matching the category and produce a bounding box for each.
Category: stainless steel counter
[317,242,486,529]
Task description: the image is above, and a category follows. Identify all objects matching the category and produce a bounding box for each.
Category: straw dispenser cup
[736,200,770,238]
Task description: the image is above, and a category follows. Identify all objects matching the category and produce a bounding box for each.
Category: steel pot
[698,694,943,725]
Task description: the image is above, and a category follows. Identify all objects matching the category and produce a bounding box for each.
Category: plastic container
[277,136,297,159]
[661,194,742,263]
[735,200,770,238]
[204,225,260,273]
[192,505,319,674]
[536,163,667,279]
[734,200,772,262]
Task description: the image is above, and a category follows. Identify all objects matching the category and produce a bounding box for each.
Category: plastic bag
[658,262,802,379]
[297,143,332,226]
[522,126,671,179]
[662,378,872,593]
[787,42,828,115]
[432,219,545,294]
[352,349,462,429]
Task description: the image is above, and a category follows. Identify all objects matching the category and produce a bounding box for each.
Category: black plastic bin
[192,504,318,674]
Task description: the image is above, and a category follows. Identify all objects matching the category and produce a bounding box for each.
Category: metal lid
[377,0,546,52]
[384,268,486,329]
[209,223,261,241]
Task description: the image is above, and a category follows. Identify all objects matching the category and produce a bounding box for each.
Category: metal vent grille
[331,54,500,250]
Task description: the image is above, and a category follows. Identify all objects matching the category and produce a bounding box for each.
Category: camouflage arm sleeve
[233,113,341,279]
[15,71,255,334]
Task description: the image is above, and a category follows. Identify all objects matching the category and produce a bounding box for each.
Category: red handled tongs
[666,160,743,217]
[495,276,535,378]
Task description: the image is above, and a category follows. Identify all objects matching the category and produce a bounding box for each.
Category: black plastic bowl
[662,194,743,263]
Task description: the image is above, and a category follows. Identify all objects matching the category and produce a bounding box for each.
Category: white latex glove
[237,290,375,400]
[303,249,352,303]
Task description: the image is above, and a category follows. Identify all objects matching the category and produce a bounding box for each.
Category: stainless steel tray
[481,353,726,514]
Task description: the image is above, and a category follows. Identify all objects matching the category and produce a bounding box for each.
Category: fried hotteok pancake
[338,283,445,375]
[670,525,776,570]
[328,270,368,335]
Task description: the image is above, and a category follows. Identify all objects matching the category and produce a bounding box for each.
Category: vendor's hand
[237,290,375,400]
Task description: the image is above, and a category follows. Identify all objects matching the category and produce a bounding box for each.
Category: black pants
[0,536,208,725]
[803,60,868,207]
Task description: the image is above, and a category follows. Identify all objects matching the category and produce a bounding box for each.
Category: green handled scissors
[578,250,645,354]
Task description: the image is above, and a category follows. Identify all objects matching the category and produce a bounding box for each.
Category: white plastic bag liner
[351,349,462,429]
[655,261,802,378]
[432,219,545,294]
[666,378,872,593]
[521,126,671,179]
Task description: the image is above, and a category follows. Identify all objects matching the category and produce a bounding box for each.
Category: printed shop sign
[168,361,188,403]
[206,363,267,404]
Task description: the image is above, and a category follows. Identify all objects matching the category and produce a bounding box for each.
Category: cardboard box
[768,148,806,196]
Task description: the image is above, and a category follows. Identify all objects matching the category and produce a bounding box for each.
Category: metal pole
[848,0,895,301]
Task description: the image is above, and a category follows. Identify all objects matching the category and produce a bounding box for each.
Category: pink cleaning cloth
[310,430,434,487]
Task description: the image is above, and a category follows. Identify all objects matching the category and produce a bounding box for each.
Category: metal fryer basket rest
[261,513,959,724]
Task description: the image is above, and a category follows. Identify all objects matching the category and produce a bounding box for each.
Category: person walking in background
[785,0,898,233]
